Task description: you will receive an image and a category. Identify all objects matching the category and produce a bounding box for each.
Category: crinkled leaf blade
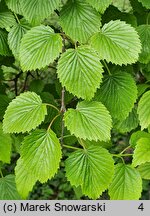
[3,91,47,133]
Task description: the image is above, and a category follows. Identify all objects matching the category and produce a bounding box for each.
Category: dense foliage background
[0,0,150,200]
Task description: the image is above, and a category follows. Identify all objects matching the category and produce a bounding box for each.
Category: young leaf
[21,129,62,183]
[138,0,150,8]
[15,158,37,199]
[90,20,141,65]
[137,25,150,64]
[60,0,101,43]
[137,162,150,179]
[129,131,150,148]
[0,29,11,56]
[113,108,139,133]
[0,175,21,200]
[8,22,30,59]
[86,0,112,13]
[5,0,22,15]
[65,145,114,199]
[108,163,142,200]
[0,11,16,29]
[95,71,137,120]
[0,123,12,163]
[132,137,150,167]
[137,91,150,130]
[19,0,60,25]
[20,25,62,71]
[57,46,103,100]
[64,101,112,141]
[3,91,47,133]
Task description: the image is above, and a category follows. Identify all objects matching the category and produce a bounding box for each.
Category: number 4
[138,203,144,211]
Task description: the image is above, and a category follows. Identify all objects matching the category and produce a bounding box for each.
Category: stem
[59,134,74,140]
[47,114,60,131]
[14,13,20,24]
[78,139,86,150]
[60,87,66,146]
[0,170,3,178]
[120,146,131,155]
[103,60,111,75]
[112,154,125,164]
[63,144,81,151]
[45,103,60,112]
[146,12,150,25]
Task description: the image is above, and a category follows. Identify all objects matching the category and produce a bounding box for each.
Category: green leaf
[8,22,30,59]
[86,0,112,13]
[0,94,10,120]
[0,175,21,200]
[5,0,22,15]
[3,91,47,133]
[15,158,37,199]
[60,0,101,43]
[95,71,137,120]
[138,0,150,8]
[0,11,16,29]
[137,25,150,64]
[19,0,60,25]
[85,139,112,149]
[129,130,150,148]
[57,46,103,100]
[0,29,11,56]
[21,129,62,183]
[90,20,141,65]
[137,91,150,130]
[0,123,11,163]
[132,137,150,167]
[114,108,139,133]
[137,83,150,97]
[137,162,150,179]
[65,145,114,199]
[108,163,142,200]
[20,25,62,71]
[64,101,112,141]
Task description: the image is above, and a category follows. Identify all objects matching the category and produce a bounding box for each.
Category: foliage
[0,0,150,200]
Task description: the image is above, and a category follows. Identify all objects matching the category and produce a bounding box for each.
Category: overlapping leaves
[90,20,141,65]
[65,145,114,199]
[20,25,62,71]
[86,0,112,13]
[57,46,103,100]
[3,91,47,133]
[60,0,101,43]
[64,101,112,141]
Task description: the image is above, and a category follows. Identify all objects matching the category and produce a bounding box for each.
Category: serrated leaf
[0,94,10,120]
[137,25,150,64]
[60,0,101,43]
[137,83,150,97]
[129,130,150,148]
[0,29,11,56]
[137,91,150,130]
[132,137,150,167]
[86,0,112,13]
[114,108,139,133]
[0,11,16,29]
[8,22,30,59]
[0,175,21,200]
[85,139,112,149]
[138,0,150,8]
[90,20,141,65]
[5,0,22,15]
[19,0,60,25]
[0,123,11,163]
[137,162,150,179]
[20,25,62,71]
[95,71,137,120]
[64,101,112,141]
[65,145,114,199]
[3,91,47,133]
[108,163,142,200]
[21,129,62,183]
[57,46,103,100]
[15,158,37,199]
